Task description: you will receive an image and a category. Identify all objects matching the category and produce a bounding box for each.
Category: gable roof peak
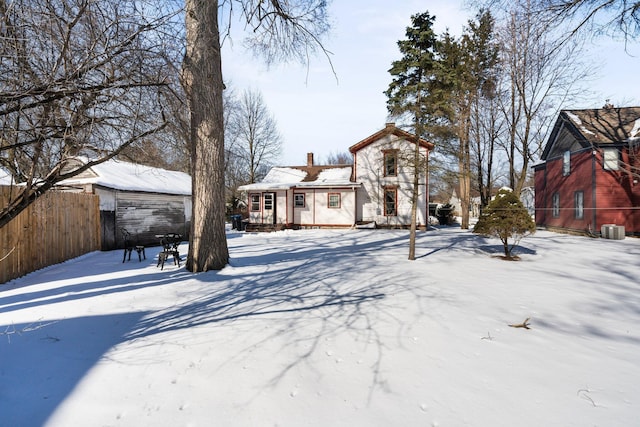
[349,123,434,153]
[542,105,640,160]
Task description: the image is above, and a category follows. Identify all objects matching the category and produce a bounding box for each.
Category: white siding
[247,190,290,225]
[293,189,356,226]
[354,135,428,226]
[293,190,313,225]
[313,189,355,225]
[276,190,288,224]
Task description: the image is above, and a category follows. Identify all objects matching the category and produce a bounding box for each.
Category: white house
[448,189,482,218]
[239,123,434,230]
[238,154,360,229]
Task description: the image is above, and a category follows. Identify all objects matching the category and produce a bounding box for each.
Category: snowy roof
[264,167,307,184]
[541,106,640,160]
[564,107,640,144]
[238,166,358,191]
[57,158,191,195]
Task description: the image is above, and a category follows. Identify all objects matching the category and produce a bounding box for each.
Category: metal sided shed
[57,158,192,250]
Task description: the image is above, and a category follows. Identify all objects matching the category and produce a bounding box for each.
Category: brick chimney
[307,152,314,167]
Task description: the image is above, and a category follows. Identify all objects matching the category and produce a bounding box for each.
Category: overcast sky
[220,0,640,166]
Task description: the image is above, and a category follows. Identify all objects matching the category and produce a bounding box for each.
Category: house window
[552,192,560,217]
[264,193,273,210]
[328,193,341,208]
[383,150,398,177]
[603,148,619,170]
[250,194,260,211]
[294,193,305,208]
[562,150,571,176]
[384,187,397,216]
[574,191,584,219]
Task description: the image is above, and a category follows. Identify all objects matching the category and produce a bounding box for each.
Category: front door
[263,192,276,224]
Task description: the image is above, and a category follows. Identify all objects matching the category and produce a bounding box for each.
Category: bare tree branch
[0,0,181,227]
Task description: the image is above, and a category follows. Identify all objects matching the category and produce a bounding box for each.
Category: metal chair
[121,228,146,262]
[157,233,181,270]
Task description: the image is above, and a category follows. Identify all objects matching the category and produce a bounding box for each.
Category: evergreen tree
[386,12,439,121]
[433,10,499,229]
[473,187,536,259]
[385,11,438,261]
[386,10,499,236]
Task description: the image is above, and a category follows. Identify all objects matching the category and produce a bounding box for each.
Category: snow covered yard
[1,227,639,426]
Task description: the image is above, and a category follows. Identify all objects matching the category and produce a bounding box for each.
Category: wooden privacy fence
[0,187,101,284]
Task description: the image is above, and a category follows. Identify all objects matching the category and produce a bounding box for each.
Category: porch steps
[244,223,288,233]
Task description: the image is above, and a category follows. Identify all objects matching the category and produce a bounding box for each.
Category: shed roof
[57,158,192,196]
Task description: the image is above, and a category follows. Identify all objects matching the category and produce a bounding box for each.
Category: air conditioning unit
[611,225,625,240]
[601,224,625,240]
[601,224,614,239]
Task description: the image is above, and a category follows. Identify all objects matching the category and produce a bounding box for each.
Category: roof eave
[349,124,434,153]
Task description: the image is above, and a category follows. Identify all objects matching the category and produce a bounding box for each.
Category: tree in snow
[493,0,591,198]
[0,0,179,229]
[227,88,283,185]
[473,187,535,259]
[385,11,438,261]
[224,87,283,216]
[183,0,331,272]
[324,151,353,165]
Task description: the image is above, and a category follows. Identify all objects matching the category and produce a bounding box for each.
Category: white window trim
[562,150,571,176]
[552,192,560,217]
[574,191,584,219]
[250,194,260,212]
[328,193,341,209]
[603,148,619,171]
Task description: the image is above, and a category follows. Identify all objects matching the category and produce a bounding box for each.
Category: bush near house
[436,203,455,225]
[473,188,536,259]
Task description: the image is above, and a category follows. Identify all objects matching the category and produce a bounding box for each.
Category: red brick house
[534,106,640,236]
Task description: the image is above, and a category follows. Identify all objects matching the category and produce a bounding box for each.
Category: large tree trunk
[458,161,471,229]
[458,106,472,230]
[183,0,229,271]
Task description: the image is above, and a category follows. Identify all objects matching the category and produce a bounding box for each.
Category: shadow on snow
[1,228,639,424]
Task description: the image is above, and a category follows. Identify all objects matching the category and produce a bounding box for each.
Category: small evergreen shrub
[436,203,455,225]
[473,188,536,259]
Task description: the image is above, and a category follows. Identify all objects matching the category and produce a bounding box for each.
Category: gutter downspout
[353,185,358,226]
[541,166,547,227]
[592,150,597,233]
[426,148,430,228]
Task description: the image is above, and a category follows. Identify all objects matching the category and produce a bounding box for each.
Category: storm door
[263,192,276,224]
